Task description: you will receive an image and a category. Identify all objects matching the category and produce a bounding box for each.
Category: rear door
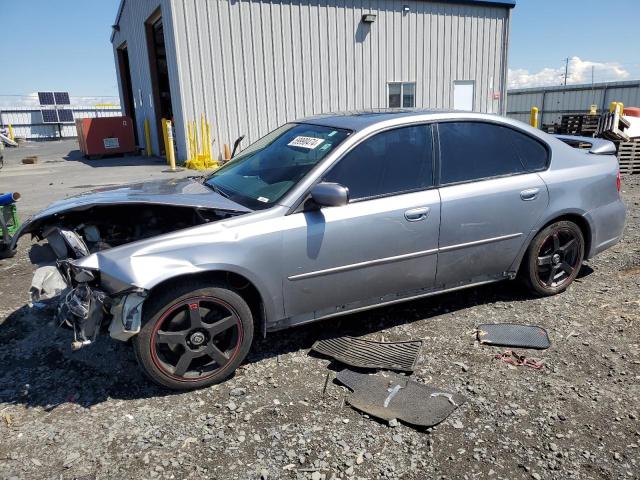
[281,124,441,321]
[435,121,550,287]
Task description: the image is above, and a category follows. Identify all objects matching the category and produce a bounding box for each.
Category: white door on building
[453,81,475,111]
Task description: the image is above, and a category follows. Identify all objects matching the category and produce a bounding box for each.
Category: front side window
[206,123,350,209]
[438,122,547,184]
[388,82,416,108]
[323,124,433,201]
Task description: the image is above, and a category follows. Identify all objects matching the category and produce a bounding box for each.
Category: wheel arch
[513,211,593,274]
[144,270,269,337]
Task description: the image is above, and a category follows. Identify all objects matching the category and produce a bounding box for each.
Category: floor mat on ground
[476,323,551,350]
[335,369,465,428]
[311,336,422,372]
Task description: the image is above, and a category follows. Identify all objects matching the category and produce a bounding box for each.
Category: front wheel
[520,220,585,296]
[133,282,254,390]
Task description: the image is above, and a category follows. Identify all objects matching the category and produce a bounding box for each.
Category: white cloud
[509,56,630,89]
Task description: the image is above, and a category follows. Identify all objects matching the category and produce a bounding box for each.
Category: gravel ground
[0,176,638,480]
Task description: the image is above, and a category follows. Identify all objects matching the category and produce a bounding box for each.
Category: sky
[0,0,639,107]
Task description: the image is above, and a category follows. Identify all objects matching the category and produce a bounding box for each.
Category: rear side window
[324,125,434,201]
[509,130,548,171]
[438,122,548,184]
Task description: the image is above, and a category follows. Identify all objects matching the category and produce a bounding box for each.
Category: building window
[388,82,416,108]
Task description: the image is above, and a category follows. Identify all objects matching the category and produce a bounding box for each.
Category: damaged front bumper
[31,260,148,350]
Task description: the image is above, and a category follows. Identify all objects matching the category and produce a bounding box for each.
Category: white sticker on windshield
[288,136,324,149]
[257,196,269,203]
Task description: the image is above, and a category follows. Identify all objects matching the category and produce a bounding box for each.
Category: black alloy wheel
[521,220,585,296]
[134,282,254,390]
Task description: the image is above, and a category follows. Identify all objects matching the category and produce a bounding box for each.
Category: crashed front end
[16,179,251,351]
[33,256,147,350]
[29,223,154,350]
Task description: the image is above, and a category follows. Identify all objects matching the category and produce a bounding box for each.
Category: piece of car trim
[288,248,438,281]
[336,369,466,428]
[438,232,523,253]
[477,323,551,350]
[311,336,422,372]
[288,233,521,281]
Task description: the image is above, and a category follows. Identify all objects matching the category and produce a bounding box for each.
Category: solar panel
[41,109,59,123]
[57,109,74,123]
[38,92,55,105]
[54,92,70,105]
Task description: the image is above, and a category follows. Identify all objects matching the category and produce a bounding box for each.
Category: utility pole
[563,57,569,86]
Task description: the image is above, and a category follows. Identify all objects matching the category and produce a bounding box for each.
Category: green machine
[0,192,21,258]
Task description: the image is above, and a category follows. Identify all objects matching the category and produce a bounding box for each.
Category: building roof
[439,0,516,7]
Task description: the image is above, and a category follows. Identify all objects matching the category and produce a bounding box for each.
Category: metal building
[507,80,640,126]
[111,0,515,161]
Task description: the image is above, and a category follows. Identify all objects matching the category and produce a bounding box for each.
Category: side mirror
[231,134,245,158]
[310,182,349,207]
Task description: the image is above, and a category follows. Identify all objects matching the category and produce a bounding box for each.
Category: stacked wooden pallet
[618,139,640,174]
[558,114,601,136]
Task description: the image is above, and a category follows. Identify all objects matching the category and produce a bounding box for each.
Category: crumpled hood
[31,177,250,220]
[11,177,251,249]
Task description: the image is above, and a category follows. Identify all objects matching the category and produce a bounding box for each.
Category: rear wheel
[520,220,584,296]
[134,281,254,390]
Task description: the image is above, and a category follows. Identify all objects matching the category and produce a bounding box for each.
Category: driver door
[281,124,441,322]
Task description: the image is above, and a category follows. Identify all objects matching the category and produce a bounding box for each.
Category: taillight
[617,171,621,192]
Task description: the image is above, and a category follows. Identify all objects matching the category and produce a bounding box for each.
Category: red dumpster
[76,116,137,158]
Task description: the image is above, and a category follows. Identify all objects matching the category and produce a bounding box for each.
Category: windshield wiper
[204,182,230,198]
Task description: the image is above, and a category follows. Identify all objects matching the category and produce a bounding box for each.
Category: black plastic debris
[335,369,465,428]
[311,336,422,372]
[477,323,551,350]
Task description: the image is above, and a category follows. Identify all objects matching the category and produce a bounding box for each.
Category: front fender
[89,222,285,326]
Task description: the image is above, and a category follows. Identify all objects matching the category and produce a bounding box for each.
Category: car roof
[297,108,497,131]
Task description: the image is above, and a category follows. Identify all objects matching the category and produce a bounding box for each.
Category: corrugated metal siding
[0,108,122,139]
[170,0,509,160]
[507,81,640,126]
[114,0,509,161]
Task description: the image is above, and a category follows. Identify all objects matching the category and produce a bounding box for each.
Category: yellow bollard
[8,124,15,142]
[161,119,183,173]
[223,143,231,161]
[144,119,153,156]
[166,120,176,170]
[530,106,539,129]
[161,118,169,164]
[200,114,206,157]
[618,102,624,115]
[610,102,618,113]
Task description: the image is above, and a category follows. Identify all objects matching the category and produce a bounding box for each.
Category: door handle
[520,188,540,201]
[404,207,430,222]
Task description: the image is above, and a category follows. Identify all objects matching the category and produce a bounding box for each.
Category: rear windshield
[206,123,351,210]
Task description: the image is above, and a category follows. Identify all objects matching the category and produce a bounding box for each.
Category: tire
[520,220,585,297]
[133,281,254,390]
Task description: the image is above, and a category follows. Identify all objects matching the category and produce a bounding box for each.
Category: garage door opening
[146,8,173,154]
[116,43,138,144]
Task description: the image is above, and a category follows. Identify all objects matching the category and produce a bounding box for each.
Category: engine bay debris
[335,369,465,428]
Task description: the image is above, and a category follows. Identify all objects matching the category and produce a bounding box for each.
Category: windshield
[205,123,351,209]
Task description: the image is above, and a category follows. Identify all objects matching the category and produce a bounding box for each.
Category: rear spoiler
[553,134,617,155]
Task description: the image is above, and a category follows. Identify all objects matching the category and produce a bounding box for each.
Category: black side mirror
[231,134,245,158]
[310,182,349,207]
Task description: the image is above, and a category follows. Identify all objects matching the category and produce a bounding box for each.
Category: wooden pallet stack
[558,114,601,136]
[618,139,640,174]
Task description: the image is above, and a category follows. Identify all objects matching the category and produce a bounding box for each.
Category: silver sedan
[14,110,626,389]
